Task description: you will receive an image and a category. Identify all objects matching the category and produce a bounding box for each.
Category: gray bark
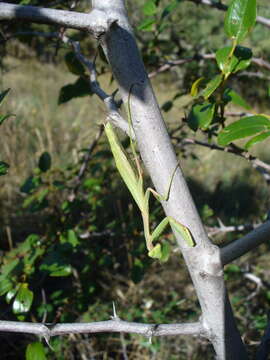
[91,1,247,358]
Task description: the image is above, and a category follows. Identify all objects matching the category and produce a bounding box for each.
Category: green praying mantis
[104,87,195,261]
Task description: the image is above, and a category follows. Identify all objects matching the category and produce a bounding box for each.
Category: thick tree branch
[0,3,116,37]
[221,221,270,265]
[0,319,205,338]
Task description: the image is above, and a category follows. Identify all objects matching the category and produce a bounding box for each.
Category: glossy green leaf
[6,288,18,304]
[216,46,252,75]
[143,0,158,16]
[26,342,47,360]
[0,89,10,106]
[13,283,33,314]
[0,161,9,176]
[58,77,92,105]
[217,115,270,146]
[245,131,270,149]
[38,152,51,172]
[223,88,251,109]
[202,74,223,99]
[65,52,85,76]
[225,0,257,43]
[188,102,215,131]
[137,18,156,31]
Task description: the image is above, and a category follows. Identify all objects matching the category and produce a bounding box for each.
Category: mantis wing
[104,122,144,210]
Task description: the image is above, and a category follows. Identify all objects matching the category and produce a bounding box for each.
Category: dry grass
[0,56,114,202]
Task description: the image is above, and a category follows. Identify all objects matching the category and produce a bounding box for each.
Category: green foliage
[187,102,215,131]
[225,0,257,43]
[217,115,270,147]
[138,0,182,32]
[0,161,9,176]
[26,342,47,360]
[223,88,251,110]
[0,143,152,329]
[216,46,252,77]
[202,74,223,100]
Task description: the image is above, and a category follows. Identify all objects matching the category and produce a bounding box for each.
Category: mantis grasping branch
[104,87,195,261]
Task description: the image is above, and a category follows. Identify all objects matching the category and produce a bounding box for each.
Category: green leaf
[0,277,13,296]
[40,251,72,277]
[0,161,9,176]
[202,74,223,99]
[65,52,85,76]
[245,131,270,149]
[216,46,252,76]
[217,115,270,146]
[143,0,158,16]
[161,0,182,19]
[187,102,215,131]
[223,88,251,109]
[38,152,51,172]
[161,101,173,112]
[20,176,40,194]
[0,113,14,126]
[6,288,18,304]
[26,342,47,360]
[13,283,33,314]
[58,77,92,105]
[137,18,156,31]
[1,258,20,277]
[0,89,10,106]
[225,0,257,43]
[60,230,79,247]
[190,77,204,97]
[48,265,72,277]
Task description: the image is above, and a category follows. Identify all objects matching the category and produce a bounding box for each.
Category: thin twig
[70,40,134,137]
[176,138,270,179]
[69,125,104,200]
[149,54,270,78]
[206,219,261,236]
